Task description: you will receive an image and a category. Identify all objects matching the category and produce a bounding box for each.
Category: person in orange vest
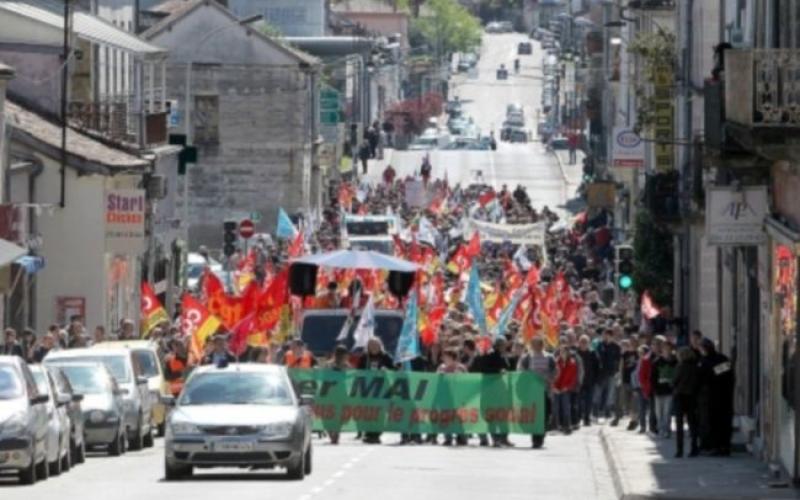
[315,282,341,309]
[164,338,189,396]
[284,339,317,368]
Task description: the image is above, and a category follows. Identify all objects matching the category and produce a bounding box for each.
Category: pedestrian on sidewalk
[651,341,677,438]
[594,329,621,421]
[620,338,639,429]
[567,131,579,165]
[648,336,664,433]
[633,345,652,433]
[358,140,371,175]
[673,346,699,457]
[577,334,598,426]
[554,345,579,435]
[518,337,556,449]
[697,338,734,456]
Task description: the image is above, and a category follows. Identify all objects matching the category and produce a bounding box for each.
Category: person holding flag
[181,293,223,364]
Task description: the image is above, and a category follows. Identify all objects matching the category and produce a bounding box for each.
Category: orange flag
[182,293,222,362]
[140,282,169,337]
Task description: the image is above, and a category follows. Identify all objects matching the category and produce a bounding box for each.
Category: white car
[164,364,313,480]
[186,252,223,291]
[30,365,72,476]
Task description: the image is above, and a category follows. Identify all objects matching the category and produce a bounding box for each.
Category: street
[373,33,581,219]
[0,432,615,500]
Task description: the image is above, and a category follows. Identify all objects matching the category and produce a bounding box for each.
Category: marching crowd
[1,165,736,456]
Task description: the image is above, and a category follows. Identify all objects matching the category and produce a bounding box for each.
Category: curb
[599,427,628,500]
[550,149,570,185]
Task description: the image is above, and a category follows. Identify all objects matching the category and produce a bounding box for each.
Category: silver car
[164,364,313,480]
[44,361,126,455]
[44,365,86,464]
[46,348,154,451]
[30,366,72,476]
[0,355,50,484]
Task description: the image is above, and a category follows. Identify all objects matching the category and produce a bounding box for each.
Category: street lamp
[182,13,263,237]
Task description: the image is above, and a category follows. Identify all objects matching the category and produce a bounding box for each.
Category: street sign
[320,86,341,125]
[239,219,255,239]
[250,211,262,223]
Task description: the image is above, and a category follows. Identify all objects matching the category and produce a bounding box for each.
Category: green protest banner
[290,369,545,435]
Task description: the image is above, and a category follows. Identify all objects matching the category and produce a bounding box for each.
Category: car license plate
[214,441,254,452]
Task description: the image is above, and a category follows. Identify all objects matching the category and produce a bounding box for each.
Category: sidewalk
[551,148,586,216]
[600,424,800,500]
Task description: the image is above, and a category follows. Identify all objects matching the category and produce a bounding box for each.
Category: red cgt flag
[182,293,222,362]
[140,282,169,337]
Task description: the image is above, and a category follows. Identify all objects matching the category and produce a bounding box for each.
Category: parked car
[549,135,570,150]
[46,348,154,451]
[518,42,532,55]
[0,355,50,484]
[45,361,126,456]
[507,127,529,143]
[44,365,85,464]
[93,340,170,436]
[30,365,71,476]
[163,364,314,480]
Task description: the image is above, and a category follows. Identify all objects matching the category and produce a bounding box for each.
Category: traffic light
[616,244,634,291]
[223,220,237,258]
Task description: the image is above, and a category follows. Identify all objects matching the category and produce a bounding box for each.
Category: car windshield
[0,366,23,399]
[31,370,49,396]
[54,356,131,383]
[54,365,111,395]
[186,264,204,279]
[133,350,160,378]
[179,372,293,406]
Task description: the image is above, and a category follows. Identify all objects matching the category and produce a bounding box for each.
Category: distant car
[347,236,394,255]
[44,361,126,456]
[44,365,86,465]
[164,364,314,480]
[186,252,223,292]
[30,365,72,476]
[94,340,170,436]
[507,127,529,143]
[496,65,509,80]
[550,135,570,150]
[518,42,532,55]
[408,129,450,150]
[46,348,154,451]
[0,355,50,484]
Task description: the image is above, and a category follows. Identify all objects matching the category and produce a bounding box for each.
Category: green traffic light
[619,275,633,290]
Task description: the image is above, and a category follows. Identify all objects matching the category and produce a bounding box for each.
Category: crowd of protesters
[0,165,736,456]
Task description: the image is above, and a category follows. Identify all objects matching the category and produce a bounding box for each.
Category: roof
[0,0,166,57]
[142,0,318,67]
[191,363,287,375]
[93,340,158,351]
[330,0,406,14]
[46,348,131,359]
[5,100,148,174]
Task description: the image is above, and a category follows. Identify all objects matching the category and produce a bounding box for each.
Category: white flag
[352,294,376,349]
[513,244,532,271]
[336,314,353,342]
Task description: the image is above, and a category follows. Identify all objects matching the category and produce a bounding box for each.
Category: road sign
[250,211,262,223]
[239,219,255,239]
[320,86,341,125]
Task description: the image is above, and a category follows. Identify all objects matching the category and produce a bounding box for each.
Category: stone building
[143,0,320,249]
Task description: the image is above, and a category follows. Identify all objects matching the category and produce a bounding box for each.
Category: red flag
[288,231,305,258]
[202,269,225,299]
[229,313,258,356]
[140,282,169,337]
[641,291,661,320]
[393,234,406,258]
[182,293,222,362]
[478,189,496,207]
[254,269,289,332]
[465,232,481,258]
[525,265,540,287]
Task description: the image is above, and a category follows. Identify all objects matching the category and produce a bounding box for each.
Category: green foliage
[411,0,482,55]
[632,210,673,307]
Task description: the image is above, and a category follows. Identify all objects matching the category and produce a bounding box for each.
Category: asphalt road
[0,431,615,500]
[370,33,581,219]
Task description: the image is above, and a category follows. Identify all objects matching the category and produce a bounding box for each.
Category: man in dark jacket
[697,338,734,456]
[577,335,599,426]
[357,338,394,444]
[474,337,513,446]
[595,330,621,420]
[1,329,24,358]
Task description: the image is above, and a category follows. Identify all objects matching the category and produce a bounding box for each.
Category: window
[193,95,220,145]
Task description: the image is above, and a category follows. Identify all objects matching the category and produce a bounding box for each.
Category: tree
[411,0,482,56]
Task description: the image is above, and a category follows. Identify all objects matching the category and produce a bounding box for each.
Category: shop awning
[0,239,26,268]
[15,255,45,274]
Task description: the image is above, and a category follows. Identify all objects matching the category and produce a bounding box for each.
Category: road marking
[298,447,374,500]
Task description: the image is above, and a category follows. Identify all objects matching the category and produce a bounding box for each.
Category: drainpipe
[27,160,43,329]
[59,0,70,208]
[679,0,694,346]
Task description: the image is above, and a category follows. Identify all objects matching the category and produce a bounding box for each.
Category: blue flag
[491,288,524,340]
[276,208,297,239]
[395,292,419,362]
[467,263,488,334]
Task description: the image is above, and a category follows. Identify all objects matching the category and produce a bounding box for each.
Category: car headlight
[259,422,293,440]
[0,415,26,435]
[170,422,201,435]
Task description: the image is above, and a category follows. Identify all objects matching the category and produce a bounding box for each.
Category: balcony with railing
[725,49,800,130]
